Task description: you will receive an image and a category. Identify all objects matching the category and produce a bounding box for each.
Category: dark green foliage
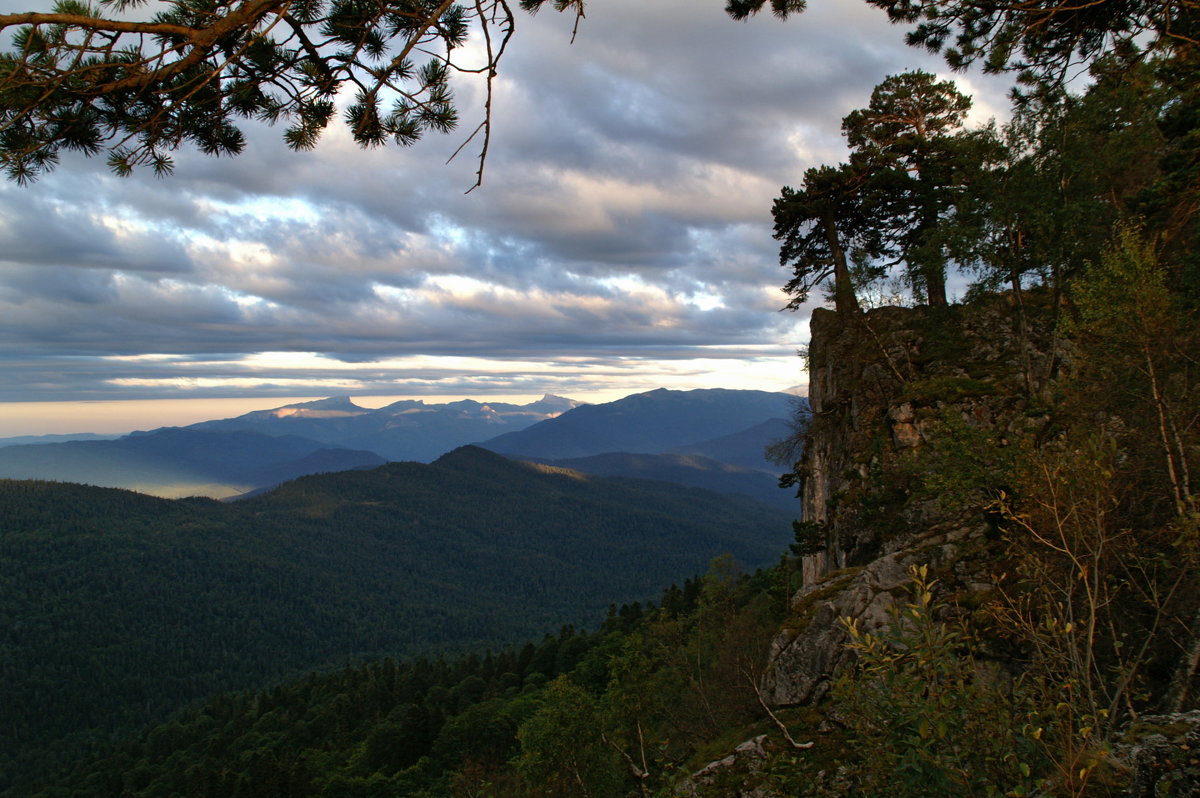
[970,52,1173,298]
[0,0,585,182]
[0,450,791,795]
[771,70,1000,310]
[36,631,583,798]
[866,0,1198,86]
[516,677,625,797]
[902,408,1019,514]
[26,562,786,798]
[1147,47,1200,290]
[772,163,874,314]
[830,568,1043,797]
[897,375,997,404]
[789,519,824,557]
[756,8,1197,314]
[725,0,1198,89]
[724,0,805,21]
[840,70,990,307]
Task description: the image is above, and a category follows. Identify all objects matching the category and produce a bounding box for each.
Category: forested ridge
[0,448,791,796]
[22,558,791,798]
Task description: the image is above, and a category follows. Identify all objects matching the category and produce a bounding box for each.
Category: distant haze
[0,393,591,438]
[0,384,807,437]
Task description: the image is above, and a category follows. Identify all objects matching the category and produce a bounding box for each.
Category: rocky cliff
[763,296,1065,706]
[697,290,1200,797]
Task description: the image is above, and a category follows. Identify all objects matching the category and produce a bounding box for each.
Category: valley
[0,389,802,795]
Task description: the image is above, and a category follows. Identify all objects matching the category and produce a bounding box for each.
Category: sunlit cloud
[0,0,1014,433]
[107,376,367,390]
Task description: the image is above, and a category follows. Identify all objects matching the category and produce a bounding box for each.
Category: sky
[0,0,1015,436]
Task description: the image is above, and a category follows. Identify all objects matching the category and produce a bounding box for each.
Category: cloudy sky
[0,0,1014,436]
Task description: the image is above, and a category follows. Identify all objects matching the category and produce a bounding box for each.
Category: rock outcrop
[1116,711,1200,797]
[684,293,1200,796]
[763,297,1064,706]
[676,735,774,798]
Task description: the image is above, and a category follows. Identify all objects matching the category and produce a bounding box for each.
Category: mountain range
[480,387,797,463]
[0,394,578,498]
[188,393,582,461]
[0,389,808,504]
[0,386,807,791]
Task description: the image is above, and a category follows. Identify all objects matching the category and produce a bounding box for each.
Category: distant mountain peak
[176,393,590,463]
[435,443,498,459]
[270,396,366,419]
[527,394,584,416]
[293,395,361,408]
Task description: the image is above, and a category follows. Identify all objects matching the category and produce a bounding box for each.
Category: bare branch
[742,666,813,750]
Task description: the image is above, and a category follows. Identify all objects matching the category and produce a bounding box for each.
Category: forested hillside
[0,449,791,795]
[526,451,795,510]
[24,560,792,798]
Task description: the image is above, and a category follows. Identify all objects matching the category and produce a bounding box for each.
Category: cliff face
[764,297,1064,705]
[684,289,1200,795]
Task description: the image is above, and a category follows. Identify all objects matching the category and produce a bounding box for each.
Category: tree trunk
[924,263,948,307]
[1009,229,1036,396]
[823,210,861,315]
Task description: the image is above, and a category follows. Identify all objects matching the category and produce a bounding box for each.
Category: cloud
[0,0,1015,414]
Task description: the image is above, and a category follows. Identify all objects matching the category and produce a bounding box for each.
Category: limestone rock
[676,735,775,798]
[888,402,922,449]
[1115,711,1200,797]
[762,522,980,706]
[767,297,1062,709]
